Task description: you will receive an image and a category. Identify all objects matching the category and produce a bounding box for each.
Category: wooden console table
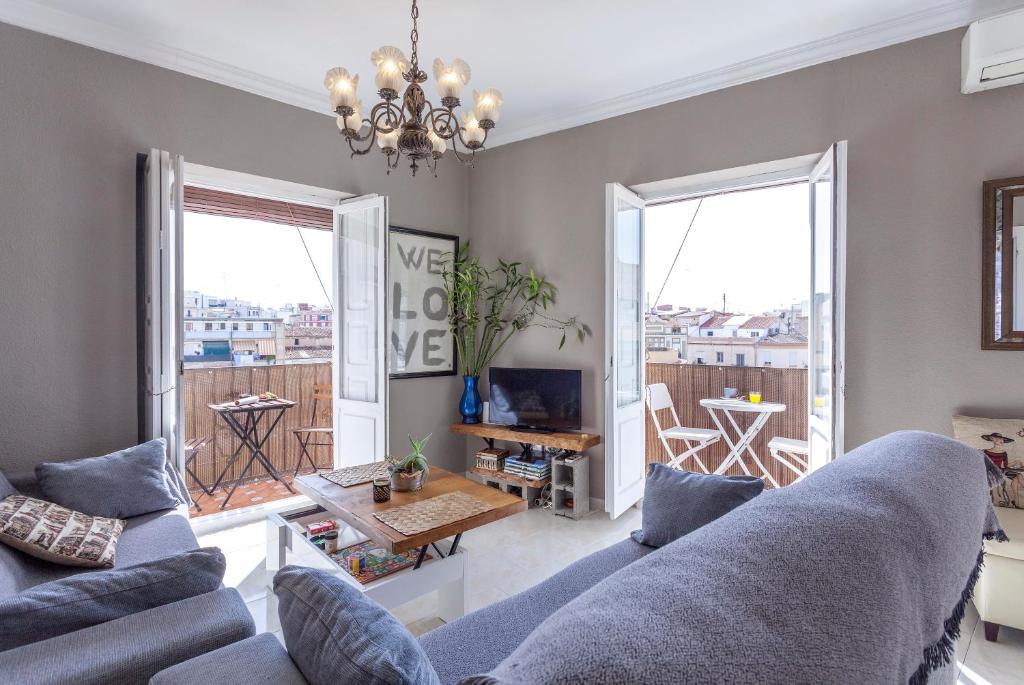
[449,422,601,455]
[451,423,601,500]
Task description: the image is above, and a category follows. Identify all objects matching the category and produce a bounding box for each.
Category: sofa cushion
[0,546,225,650]
[36,438,183,519]
[0,588,254,685]
[274,566,440,685]
[419,538,653,685]
[0,472,15,500]
[630,465,763,548]
[151,633,308,685]
[0,506,198,600]
[0,495,124,568]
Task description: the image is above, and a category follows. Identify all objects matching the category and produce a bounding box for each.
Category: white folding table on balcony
[699,398,786,488]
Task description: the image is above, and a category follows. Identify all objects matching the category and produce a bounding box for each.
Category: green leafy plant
[386,433,431,475]
[441,243,591,377]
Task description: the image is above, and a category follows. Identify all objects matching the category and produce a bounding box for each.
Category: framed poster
[388,226,458,379]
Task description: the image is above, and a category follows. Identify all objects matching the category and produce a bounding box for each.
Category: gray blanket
[461,431,1004,684]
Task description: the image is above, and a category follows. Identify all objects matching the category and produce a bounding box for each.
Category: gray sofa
[0,473,255,685]
[149,431,998,685]
[152,536,651,685]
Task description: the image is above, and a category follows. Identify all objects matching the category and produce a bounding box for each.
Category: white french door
[807,142,847,470]
[605,183,647,518]
[141,149,184,470]
[332,194,389,467]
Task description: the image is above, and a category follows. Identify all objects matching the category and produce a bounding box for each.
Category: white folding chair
[768,437,810,482]
[646,383,721,473]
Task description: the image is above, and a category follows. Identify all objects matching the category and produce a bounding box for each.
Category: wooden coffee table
[293,466,526,568]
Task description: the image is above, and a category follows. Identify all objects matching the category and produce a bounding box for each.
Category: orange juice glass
[750,391,762,404]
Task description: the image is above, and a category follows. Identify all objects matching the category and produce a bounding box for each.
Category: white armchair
[975,506,1024,642]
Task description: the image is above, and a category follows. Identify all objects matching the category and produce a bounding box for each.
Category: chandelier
[324,0,503,177]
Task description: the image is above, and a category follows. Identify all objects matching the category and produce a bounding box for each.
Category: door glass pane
[615,198,642,408]
[811,173,833,425]
[339,205,380,403]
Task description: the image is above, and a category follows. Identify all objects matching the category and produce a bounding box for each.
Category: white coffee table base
[266,505,467,622]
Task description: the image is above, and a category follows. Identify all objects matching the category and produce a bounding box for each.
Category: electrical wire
[652,197,703,310]
[285,204,333,309]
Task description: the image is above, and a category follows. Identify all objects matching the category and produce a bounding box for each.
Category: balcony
[182,361,332,517]
[645,362,808,488]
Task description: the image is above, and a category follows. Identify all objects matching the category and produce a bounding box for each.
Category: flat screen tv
[487,367,582,432]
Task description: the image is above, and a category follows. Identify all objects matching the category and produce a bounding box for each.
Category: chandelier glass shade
[325,0,502,177]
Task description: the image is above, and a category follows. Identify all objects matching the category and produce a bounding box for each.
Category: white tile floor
[198,505,1024,683]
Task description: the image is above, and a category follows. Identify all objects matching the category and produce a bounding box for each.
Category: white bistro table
[699,398,786,488]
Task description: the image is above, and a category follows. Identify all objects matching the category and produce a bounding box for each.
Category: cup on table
[322,531,339,554]
[723,387,739,399]
[750,391,762,404]
[373,477,391,503]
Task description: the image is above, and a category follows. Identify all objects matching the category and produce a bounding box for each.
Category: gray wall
[466,29,1024,501]
[4,21,1024,502]
[0,22,469,475]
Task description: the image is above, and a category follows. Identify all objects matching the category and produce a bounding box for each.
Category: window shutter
[183,186,333,231]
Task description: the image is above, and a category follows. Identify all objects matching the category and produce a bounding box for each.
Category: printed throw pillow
[952,414,1024,509]
[0,495,124,568]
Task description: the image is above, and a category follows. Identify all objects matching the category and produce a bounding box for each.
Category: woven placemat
[373,491,494,536]
[320,462,390,488]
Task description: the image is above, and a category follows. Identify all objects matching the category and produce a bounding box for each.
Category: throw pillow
[631,464,764,548]
[0,495,124,567]
[274,566,440,685]
[0,471,16,500]
[35,438,182,519]
[0,546,225,650]
[952,414,1024,508]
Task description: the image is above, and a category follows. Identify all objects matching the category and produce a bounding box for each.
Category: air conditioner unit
[962,8,1024,94]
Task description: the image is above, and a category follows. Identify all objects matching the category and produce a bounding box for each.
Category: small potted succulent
[387,433,431,492]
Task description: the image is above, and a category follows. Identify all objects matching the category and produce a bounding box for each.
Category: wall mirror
[983,176,1024,349]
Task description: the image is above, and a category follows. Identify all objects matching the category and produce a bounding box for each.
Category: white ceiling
[1,0,1020,146]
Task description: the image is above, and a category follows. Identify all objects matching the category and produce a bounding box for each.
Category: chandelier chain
[409,0,420,71]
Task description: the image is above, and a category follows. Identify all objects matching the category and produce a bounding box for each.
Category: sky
[184,213,333,309]
[644,183,810,314]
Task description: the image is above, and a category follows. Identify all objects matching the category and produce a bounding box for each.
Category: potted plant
[441,244,590,424]
[387,433,431,492]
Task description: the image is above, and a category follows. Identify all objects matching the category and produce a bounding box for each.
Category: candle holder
[373,477,392,503]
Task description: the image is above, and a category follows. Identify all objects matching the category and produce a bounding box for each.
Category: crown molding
[485,0,1024,147]
[0,0,327,114]
[1,0,1020,149]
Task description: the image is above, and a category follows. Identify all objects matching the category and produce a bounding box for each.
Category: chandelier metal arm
[345,130,379,158]
[455,124,488,151]
[450,146,477,166]
[424,104,459,140]
[370,100,405,135]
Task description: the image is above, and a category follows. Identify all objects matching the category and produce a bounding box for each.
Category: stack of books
[503,456,551,482]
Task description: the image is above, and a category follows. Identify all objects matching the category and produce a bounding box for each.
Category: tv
[487,367,582,433]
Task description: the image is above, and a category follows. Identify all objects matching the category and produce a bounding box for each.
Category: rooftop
[285,325,332,338]
[758,333,808,346]
[740,315,781,329]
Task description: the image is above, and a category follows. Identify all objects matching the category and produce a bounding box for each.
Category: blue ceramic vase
[459,375,482,424]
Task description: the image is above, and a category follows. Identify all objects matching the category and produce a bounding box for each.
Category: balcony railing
[182,362,332,501]
[645,362,808,488]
